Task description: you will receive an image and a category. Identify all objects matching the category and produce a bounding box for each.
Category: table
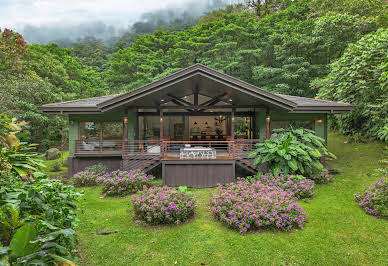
[180,147,217,159]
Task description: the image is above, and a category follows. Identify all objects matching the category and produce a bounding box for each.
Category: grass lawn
[76,132,388,265]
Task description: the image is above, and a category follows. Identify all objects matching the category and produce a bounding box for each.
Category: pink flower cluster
[354,177,387,218]
[252,173,315,199]
[131,186,197,225]
[72,170,99,187]
[210,180,308,234]
[97,169,154,196]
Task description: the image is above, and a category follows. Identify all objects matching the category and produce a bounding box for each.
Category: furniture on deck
[179,147,217,159]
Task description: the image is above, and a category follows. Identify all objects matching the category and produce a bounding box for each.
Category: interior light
[316,119,323,124]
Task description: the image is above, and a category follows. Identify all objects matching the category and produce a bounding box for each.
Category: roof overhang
[39,63,354,115]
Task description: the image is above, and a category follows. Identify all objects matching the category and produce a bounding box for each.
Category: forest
[0,0,387,149]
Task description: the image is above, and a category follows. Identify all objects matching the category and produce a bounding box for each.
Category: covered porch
[41,64,353,186]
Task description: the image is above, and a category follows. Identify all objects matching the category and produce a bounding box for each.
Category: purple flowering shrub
[131,186,197,225]
[210,180,308,234]
[309,169,334,184]
[252,173,315,199]
[354,178,387,218]
[97,170,154,196]
[72,170,99,187]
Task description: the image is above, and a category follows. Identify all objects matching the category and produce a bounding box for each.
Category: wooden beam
[193,84,199,107]
[265,109,270,139]
[159,105,264,110]
[138,111,254,116]
[167,93,192,106]
[123,109,128,141]
[160,109,164,140]
[231,108,235,140]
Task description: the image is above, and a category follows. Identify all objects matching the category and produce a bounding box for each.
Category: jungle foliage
[0,0,387,147]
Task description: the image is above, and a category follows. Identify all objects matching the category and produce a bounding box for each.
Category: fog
[8,0,242,45]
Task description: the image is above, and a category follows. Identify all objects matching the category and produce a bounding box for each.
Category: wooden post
[265,109,270,139]
[231,108,235,140]
[159,108,164,140]
[123,109,128,154]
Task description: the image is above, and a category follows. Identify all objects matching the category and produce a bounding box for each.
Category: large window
[79,121,123,140]
[270,120,314,132]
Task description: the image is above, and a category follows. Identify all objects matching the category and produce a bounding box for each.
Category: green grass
[76,132,388,265]
[42,151,68,177]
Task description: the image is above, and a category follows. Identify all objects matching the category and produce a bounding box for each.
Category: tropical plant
[354,177,387,218]
[132,186,197,225]
[250,173,315,199]
[72,170,99,187]
[248,130,330,176]
[317,29,388,140]
[1,143,45,177]
[97,169,154,196]
[0,173,82,265]
[210,180,308,234]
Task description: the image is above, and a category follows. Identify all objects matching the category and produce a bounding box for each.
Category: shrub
[354,177,388,218]
[251,173,315,199]
[72,170,99,187]
[97,169,154,196]
[132,186,197,225]
[249,128,335,177]
[309,168,334,184]
[51,160,62,172]
[0,173,82,264]
[84,163,108,176]
[210,180,308,234]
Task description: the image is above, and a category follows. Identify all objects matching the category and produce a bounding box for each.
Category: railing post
[232,141,235,159]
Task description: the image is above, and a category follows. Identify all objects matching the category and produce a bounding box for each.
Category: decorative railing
[75,139,122,154]
[75,139,264,159]
[122,140,161,156]
[161,141,235,160]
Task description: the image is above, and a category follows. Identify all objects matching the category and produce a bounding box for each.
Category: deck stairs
[121,154,161,172]
[235,157,257,175]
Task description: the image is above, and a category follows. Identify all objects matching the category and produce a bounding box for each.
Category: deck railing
[161,141,235,160]
[75,139,264,159]
[75,139,122,154]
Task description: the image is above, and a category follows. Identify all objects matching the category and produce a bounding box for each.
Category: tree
[0,28,27,73]
[317,29,388,139]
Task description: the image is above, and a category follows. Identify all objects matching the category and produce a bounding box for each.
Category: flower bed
[97,169,154,196]
[73,170,99,187]
[354,177,387,218]
[132,186,197,225]
[252,173,315,199]
[210,180,308,234]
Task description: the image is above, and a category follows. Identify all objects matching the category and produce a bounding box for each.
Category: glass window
[102,122,123,139]
[270,120,314,132]
[79,121,101,140]
[79,121,122,140]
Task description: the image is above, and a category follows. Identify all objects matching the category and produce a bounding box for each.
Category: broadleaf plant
[249,127,335,176]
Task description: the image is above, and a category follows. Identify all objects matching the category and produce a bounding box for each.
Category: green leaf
[288,160,298,171]
[9,224,39,259]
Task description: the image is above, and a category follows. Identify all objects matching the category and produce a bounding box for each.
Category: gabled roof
[40,63,354,114]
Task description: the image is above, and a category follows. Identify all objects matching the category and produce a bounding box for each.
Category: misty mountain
[17,0,242,46]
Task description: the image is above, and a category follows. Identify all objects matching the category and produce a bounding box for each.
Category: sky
[0,0,237,29]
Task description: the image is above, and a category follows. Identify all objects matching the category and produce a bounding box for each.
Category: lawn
[75,132,388,265]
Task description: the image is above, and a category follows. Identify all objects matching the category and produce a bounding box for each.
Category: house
[40,64,354,187]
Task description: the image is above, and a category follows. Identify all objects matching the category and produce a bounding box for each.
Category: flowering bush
[354,178,387,218]
[97,169,154,196]
[210,180,308,234]
[252,173,315,199]
[72,170,99,187]
[131,186,197,225]
[309,168,334,184]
